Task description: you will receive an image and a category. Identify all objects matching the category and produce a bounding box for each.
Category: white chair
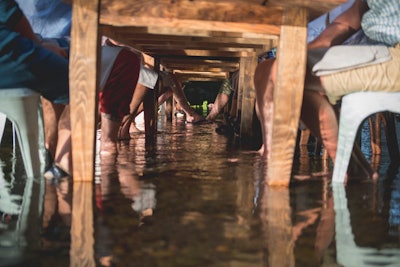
[332,91,400,183]
[0,113,6,144]
[0,88,45,178]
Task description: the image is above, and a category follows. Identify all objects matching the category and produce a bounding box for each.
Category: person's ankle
[100,139,117,156]
[101,113,120,141]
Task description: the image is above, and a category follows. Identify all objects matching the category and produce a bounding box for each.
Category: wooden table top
[99,0,347,80]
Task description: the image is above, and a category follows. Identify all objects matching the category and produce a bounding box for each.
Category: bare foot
[258,144,264,156]
[186,112,206,124]
[129,122,144,137]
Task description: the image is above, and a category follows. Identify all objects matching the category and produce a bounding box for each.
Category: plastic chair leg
[332,92,400,183]
[0,89,45,179]
[0,113,6,144]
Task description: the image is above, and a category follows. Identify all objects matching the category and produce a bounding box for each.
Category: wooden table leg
[267,7,308,186]
[70,0,101,182]
[239,55,258,141]
[143,59,160,145]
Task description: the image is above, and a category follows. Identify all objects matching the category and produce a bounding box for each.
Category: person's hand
[41,41,68,58]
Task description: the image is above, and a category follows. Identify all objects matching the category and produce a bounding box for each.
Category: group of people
[255,0,399,180]
[0,0,209,180]
[1,0,399,182]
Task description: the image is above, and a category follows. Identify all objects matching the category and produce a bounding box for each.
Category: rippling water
[0,114,399,267]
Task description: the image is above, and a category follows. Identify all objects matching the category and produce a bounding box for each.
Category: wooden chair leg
[299,128,310,146]
[367,111,399,166]
[368,113,382,155]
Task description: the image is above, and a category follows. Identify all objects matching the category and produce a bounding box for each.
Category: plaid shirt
[362,0,400,46]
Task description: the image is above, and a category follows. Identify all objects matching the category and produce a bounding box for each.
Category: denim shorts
[0,35,69,104]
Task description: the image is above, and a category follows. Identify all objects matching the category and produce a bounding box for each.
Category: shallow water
[0,115,400,267]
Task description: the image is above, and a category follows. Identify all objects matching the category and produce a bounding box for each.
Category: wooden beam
[161,58,239,68]
[142,49,257,58]
[101,0,283,35]
[101,25,279,41]
[70,0,101,182]
[267,0,347,20]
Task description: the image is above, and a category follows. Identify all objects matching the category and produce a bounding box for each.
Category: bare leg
[229,98,237,118]
[41,98,65,161]
[121,86,171,138]
[206,93,230,121]
[301,88,376,179]
[100,114,120,156]
[54,105,72,174]
[169,76,204,123]
[300,90,339,161]
[254,59,276,159]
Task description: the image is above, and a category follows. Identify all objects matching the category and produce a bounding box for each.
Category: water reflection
[41,179,72,252]
[333,182,400,267]
[0,118,400,266]
[70,181,95,267]
[0,160,44,266]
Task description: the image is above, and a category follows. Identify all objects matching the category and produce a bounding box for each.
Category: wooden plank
[266,7,308,186]
[101,0,283,35]
[101,25,279,40]
[174,70,229,81]
[100,24,276,67]
[70,0,101,182]
[138,43,265,52]
[267,0,348,20]
[100,0,346,29]
[101,27,277,44]
[134,49,257,58]
[175,74,229,82]
[161,58,239,72]
[165,66,236,73]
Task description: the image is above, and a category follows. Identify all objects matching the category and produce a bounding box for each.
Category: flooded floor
[0,113,400,267]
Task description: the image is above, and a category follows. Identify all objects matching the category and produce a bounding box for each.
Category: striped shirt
[362,0,400,46]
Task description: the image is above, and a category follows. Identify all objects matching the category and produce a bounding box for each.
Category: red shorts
[99,48,140,119]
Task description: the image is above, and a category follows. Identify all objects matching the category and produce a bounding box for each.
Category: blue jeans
[0,35,69,104]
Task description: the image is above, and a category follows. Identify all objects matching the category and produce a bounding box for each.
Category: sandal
[44,163,70,181]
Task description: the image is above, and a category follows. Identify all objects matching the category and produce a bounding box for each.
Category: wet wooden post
[143,58,160,144]
[144,58,160,145]
[239,55,258,140]
[266,7,308,186]
[261,186,295,267]
[70,0,101,182]
[70,182,95,266]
